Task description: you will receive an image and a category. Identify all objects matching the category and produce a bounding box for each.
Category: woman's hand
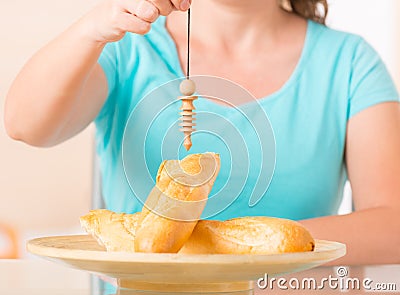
[5,0,191,146]
[82,0,191,44]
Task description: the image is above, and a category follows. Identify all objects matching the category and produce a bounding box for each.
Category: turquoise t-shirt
[95,17,399,220]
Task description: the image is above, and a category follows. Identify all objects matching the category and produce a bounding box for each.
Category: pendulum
[179,79,197,151]
[179,8,197,151]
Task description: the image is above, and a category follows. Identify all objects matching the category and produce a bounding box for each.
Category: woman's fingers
[148,0,191,15]
[135,0,160,22]
[115,0,193,37]
[119,13,152,35]
[121,0,159,23]
[172,0,191,11]
[121,0,190,21]
[148,0,174,16]
[160,0,191,11]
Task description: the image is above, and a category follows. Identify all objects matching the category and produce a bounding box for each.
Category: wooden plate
[27,235,345,293]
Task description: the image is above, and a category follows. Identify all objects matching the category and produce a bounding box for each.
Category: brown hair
[280,0,329,25]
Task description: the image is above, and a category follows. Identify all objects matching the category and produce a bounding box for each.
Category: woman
[4,0,400,264]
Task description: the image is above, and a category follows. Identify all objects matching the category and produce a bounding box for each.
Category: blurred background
[0,0,399,258]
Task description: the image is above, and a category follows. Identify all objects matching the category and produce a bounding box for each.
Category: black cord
[186,8,191,80]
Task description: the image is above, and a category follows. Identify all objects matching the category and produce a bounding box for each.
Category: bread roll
[80,209,140,252]
[179,217,315,254]
[134,153,221,253]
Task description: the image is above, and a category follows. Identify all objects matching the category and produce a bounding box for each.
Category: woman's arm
[4,0,187,147]
[4,21,108,147]
[300,102,400,265]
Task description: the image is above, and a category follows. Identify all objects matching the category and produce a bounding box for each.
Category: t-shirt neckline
[161,16,315,108]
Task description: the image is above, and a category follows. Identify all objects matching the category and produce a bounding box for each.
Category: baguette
[180,217,315,254]
[134,153,221,253]
[79,209,140,252]
[80,211,315,255]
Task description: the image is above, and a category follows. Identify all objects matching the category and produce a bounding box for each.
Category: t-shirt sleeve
[348,38,399,118]
[98,42,118,97]
[95,41,121,127]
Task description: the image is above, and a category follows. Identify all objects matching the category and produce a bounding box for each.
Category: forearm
[4,0,187,146]
[300,207,400,265]
[5,18,105,146]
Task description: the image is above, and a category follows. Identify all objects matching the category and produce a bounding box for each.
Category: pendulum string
[179,8,197,151]
[186,8,191,79]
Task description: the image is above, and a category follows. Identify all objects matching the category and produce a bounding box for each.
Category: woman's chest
[172,35,304,102]
[183,54,302,102]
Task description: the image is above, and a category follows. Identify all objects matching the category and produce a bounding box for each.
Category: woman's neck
[165,0,308,100]
[167,0,296,54]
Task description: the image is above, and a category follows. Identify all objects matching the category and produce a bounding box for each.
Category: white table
[0,259,398,294]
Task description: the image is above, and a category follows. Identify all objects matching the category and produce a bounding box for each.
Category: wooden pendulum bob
[179,79,197,151]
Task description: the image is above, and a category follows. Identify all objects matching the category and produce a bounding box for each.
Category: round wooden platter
[27,235,345,293]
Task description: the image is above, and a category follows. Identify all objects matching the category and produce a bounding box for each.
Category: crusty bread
[80,209,140,252]
[81,210,315,255]
[80,154,314,255]
[134,153,221,253]
[180,217,315,254]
